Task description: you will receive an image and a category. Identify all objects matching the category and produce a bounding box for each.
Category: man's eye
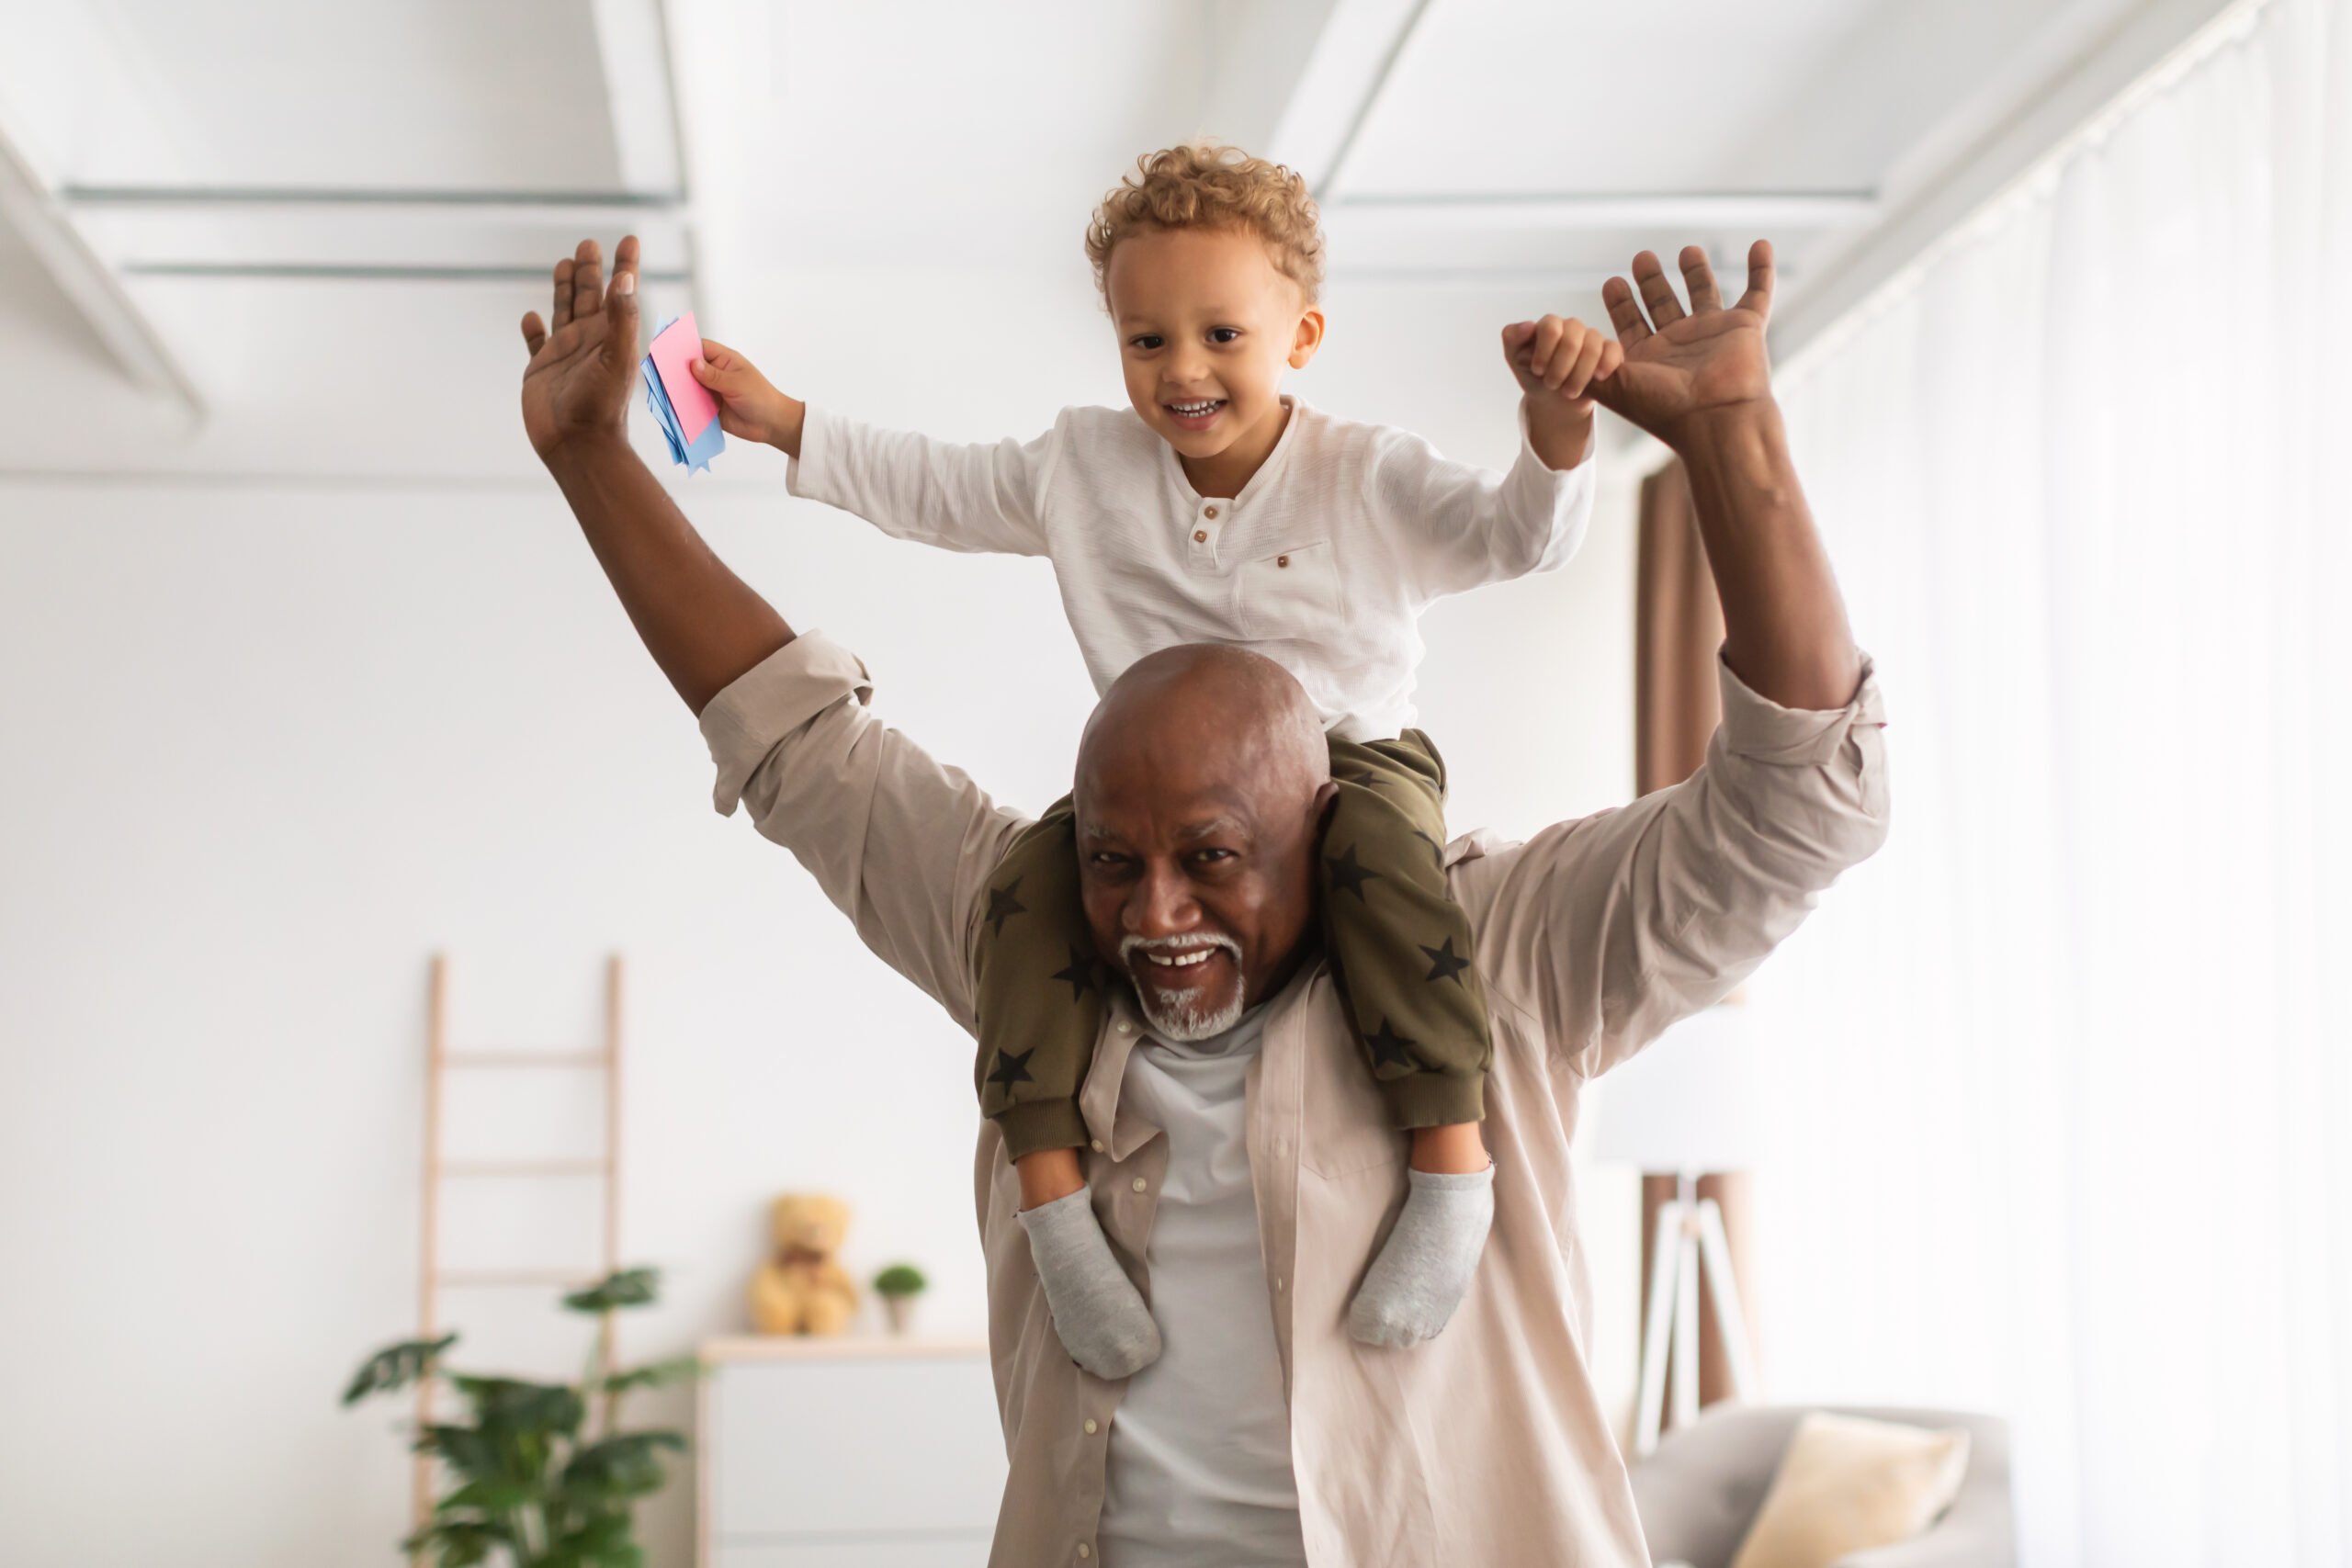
[1192,849,1235,865]
[1208,328,1241,344]
[1129,335,1163,351]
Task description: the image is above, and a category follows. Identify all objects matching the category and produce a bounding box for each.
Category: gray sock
[1018,1189,1162,1379]
[1347,1163,1496,1348]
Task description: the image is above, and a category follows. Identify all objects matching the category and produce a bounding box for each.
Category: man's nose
[1124,862,1200,938]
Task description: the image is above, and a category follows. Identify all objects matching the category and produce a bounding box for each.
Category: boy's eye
[1207,328,1242,344]
[1128,334,1163,351]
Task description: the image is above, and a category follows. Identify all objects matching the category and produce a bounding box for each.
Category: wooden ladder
[414,953,627,1529]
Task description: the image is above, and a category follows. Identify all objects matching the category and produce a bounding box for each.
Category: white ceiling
[0,0,2219,479]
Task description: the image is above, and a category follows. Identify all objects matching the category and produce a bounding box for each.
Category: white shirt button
[1079,1546,1091,1560]
[1131,1177,1148,1192]
[1091,1138,1104,1153]
[1084,1418,1099,1434]
[1115,1020,1133,1034]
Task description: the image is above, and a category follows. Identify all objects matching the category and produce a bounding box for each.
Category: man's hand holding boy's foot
[689,342,808,457]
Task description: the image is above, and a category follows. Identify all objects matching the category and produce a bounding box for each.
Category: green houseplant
[871,1262,929,1335]
[342,1267,701,1567]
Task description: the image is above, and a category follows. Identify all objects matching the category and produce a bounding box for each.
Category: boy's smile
[1105,224,1325,497]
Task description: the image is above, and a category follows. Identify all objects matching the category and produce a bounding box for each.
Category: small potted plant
[871,1263,928,1336]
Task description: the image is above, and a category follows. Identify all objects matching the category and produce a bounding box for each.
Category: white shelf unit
[697,1337,1007,1568]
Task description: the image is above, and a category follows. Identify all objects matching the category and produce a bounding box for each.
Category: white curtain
[1751,0,2352,1562]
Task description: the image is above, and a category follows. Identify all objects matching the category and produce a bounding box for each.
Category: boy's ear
[1288,308,1327,370]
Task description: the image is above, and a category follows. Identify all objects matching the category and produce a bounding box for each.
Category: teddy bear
[749,1192,860,1336]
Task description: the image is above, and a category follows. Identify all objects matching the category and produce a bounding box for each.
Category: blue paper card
[639,314,724,475]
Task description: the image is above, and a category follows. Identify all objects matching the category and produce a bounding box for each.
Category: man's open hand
[519,236,641,461]
[1591,242,1775,449]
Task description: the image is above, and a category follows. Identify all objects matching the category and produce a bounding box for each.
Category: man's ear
[1312,778,1341,831]
[1288,307,1327,370]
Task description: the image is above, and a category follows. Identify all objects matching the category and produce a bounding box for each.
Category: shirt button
[1131,1177,1148,1192]
[1115,1020,1132,1034]
[1193,529,1208,543]
[1276,554,1290,568]
[1084,1418,1099,1434]
[1091,1138,1105,1153]
[1276,1277,1284,1292]
[1079,1546,1092,1560]
[1204,505,1220,519]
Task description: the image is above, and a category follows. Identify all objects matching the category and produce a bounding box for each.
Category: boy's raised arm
[519,236,795,716]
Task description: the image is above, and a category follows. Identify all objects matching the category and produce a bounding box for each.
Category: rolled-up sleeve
[700,631,1025,1031]
[1457,653,1890,1077]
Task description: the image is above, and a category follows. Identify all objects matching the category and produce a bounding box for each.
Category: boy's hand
[1500,313,1619,469]
[689,340,807,456]
[1500,314,1623,410]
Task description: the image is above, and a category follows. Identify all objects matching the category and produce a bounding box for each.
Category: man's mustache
[1119,932,1242,972]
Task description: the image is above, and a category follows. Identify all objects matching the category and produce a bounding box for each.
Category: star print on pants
[1364,1019,1422,1073]
[1411,828,1445,868]
[985,878,1028,937]
[987,1047,1035,1090]
[1336,766,1379,787]
[1326,843,1382,901]
[1420,937,1473,986]
[1050,943,1099,1001]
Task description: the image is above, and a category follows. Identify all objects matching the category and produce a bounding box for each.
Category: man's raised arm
[1460,240,1888,1077]
[1596,241,1860,713]
[519,235,792,714]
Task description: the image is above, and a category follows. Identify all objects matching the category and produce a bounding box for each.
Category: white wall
[0,267,1641,1566]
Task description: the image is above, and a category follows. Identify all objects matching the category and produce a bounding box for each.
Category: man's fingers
[603,248,639,364]
[1632,251,1687,328]
[571,237,604,324]
[610,233,639,311]
[1601,276,1652,347]
[550,258,575,330]
[1735,239,1776,321]
[1680,245,1723,313]
[521,311,548,357]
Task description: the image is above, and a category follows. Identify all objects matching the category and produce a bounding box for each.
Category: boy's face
[1104,225,1324,466]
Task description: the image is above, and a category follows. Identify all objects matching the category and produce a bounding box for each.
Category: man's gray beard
[1122,935,1246,1042]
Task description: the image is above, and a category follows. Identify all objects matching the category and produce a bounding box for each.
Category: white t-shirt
[787,398,1596,741]
[1098,1004,1308,1568]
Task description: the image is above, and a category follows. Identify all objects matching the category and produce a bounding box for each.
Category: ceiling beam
[1772,0,2251,367]
[0,107,202,419]
[62,186,686,228]
[1327,191,1882,231]
[1218,0,1431,197]
[587,0,687,197]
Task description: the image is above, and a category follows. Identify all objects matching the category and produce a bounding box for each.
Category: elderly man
[520,235,1886,1567]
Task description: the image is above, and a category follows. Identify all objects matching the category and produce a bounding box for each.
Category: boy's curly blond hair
[1085,143,1326,306]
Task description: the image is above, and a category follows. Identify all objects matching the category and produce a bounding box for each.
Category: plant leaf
[400,1517,513,1567]
[451,1374,586,1438]
[561,1267,661,1314]
[600,1355,703,1394]
[411,1423,504,1482]
[435,1477,537,1515]
[341,1333,458,1405]
[560,1430,688,1498]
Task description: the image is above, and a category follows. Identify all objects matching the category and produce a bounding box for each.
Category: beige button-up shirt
[700,632,1891,1568]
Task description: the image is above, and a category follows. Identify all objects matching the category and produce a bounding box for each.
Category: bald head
[1071,645,1335,1040]
[1078,643,1329,808]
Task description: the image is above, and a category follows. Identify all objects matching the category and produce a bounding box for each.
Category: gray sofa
[1630,1404,2015,1568]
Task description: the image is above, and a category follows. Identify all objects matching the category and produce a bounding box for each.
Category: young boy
[690,144,1619,1380]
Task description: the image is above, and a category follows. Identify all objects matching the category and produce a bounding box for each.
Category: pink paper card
[648,312,720,444]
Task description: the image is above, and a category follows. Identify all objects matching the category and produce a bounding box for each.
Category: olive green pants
[974,729,1491,1160]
